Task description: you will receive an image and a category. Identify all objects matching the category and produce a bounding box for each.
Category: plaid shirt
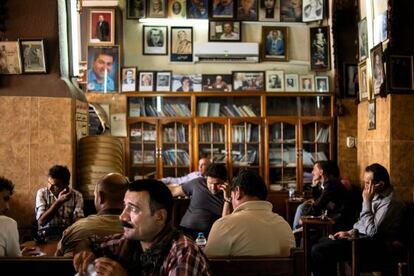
[35,187,84,235]
[91,228,211,276]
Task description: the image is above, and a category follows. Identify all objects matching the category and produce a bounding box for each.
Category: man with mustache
[56,173,128,256]
[73,179,211,275]
[35,165,84,239]
[87,48,116,92]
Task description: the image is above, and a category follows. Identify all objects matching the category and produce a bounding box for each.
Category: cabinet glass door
[197,122,227,164]
[161,121,191,178]
[129,121,157,180]
[302,121,331,187]
[230,121,261,178]
[268,122,297,190]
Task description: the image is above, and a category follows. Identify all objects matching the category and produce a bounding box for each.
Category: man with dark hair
[169,163,230,239]
[35,165,84,238]
[147,28,164,47]
[56,173,129,256]
[204,170,295,257]
[0,176,20,256]
[95,15,110,41]
[311,163,406,276]
[87,49,116,92]
[73,179,211,275]
[292,160,352,231]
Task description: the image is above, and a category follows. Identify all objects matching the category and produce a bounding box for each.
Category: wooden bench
[0,257,75,276]
[209,248,304,276]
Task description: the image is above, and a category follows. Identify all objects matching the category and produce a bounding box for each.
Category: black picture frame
[310,26,330,71]
[210,0,235,19]
[127,0,146,19]
[258,0,281,21]
[209,21,241,42]
[19,39,47,74]
[261,26,288,61]
[236,0,259,21]
[142,25,168,55]
[156,71,172,91]
[232,71,265,91]
[344,64,358,97]
[186,0,209,19]
[388,55,413,91]
[170,26,193,62]
[202,74,233,91]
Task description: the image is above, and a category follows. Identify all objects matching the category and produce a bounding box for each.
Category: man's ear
[233,186,244,200]
[98,191,105,205]
[154,209,168,225]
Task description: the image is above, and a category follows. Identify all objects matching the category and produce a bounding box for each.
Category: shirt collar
[233,200,273,213]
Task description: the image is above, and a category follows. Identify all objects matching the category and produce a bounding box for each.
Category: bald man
[161,158,211,185]
[55,173,129,256]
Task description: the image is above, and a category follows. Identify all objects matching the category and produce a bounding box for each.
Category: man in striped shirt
[73,179,211,276]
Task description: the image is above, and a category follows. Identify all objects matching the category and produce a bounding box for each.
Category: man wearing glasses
[169,163,230,239]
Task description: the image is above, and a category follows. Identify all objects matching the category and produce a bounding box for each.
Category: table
[21,240,59,256]
[302,216,335,276]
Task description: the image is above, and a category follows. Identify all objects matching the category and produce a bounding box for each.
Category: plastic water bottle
[195,232,207,249]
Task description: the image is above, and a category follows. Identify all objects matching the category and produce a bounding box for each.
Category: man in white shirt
[0,176,21,256]
[204,170,295,257]
[161,158,211,185]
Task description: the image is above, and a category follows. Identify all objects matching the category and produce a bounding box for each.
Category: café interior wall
[0,0,79,234]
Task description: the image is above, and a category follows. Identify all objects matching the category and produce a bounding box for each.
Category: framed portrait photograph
[209,21,241,41]
[373,11,387,45]
[233,71,265,91]
[127,0,146,19]
[388,55,413,91]
[344,64,358,97]
[358,60,369,101]
[121,67,137,92]
[368,100,376,130]
[261,26,288,61]
[139,71,155,91]
[299,74,315,92]
[285,73,299,91]
[211,0,235,19]
[280,0,302,22]
[87,45,119,93]
[236,0,258,21]
[147,0,167,18]
[266,70,284,92]
[156,71,172,91]
[302,0,323,22]
[202,74,232,91]
[358,18,368,61]
[259,0,281,21]
[168,0,186,18]
[310,26,330,71]
[315,76,329,92]
[0,41,22,74]
[172,74,202,92]
[171,26,193,62]
[19,39,46,74]
[89,9,115,45]
[187,0,208,19]
[143,25,168,55]
[370,43,384,96]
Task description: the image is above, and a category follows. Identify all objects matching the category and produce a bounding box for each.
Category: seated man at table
[161,157,211,185]
[293,160,353,232]
[168,163,230,239]
[36,165,84,239]
[56,173,128,256]
[311,163,406,276]
[205,170,295,257]
[73,179,211,275]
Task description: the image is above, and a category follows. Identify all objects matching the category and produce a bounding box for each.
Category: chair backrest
[208,249,304,276]
[0,257,75,276]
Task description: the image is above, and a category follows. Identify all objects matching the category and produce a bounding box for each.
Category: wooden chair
[208,248,304,276]
[0,257,75,276]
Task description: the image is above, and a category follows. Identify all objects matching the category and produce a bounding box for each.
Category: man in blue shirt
[265,30,284,56]
[213,0,234,17]
[87,49,116,92]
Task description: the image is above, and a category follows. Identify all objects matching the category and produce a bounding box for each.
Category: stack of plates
[77,136,125,199]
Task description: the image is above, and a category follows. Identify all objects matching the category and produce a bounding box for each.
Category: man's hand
[333,231,350,239]
[218,182,231,202]
[73,250,96,276]
[57,188,71,203]
[363,180,375,202]
[95,257,128,276]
